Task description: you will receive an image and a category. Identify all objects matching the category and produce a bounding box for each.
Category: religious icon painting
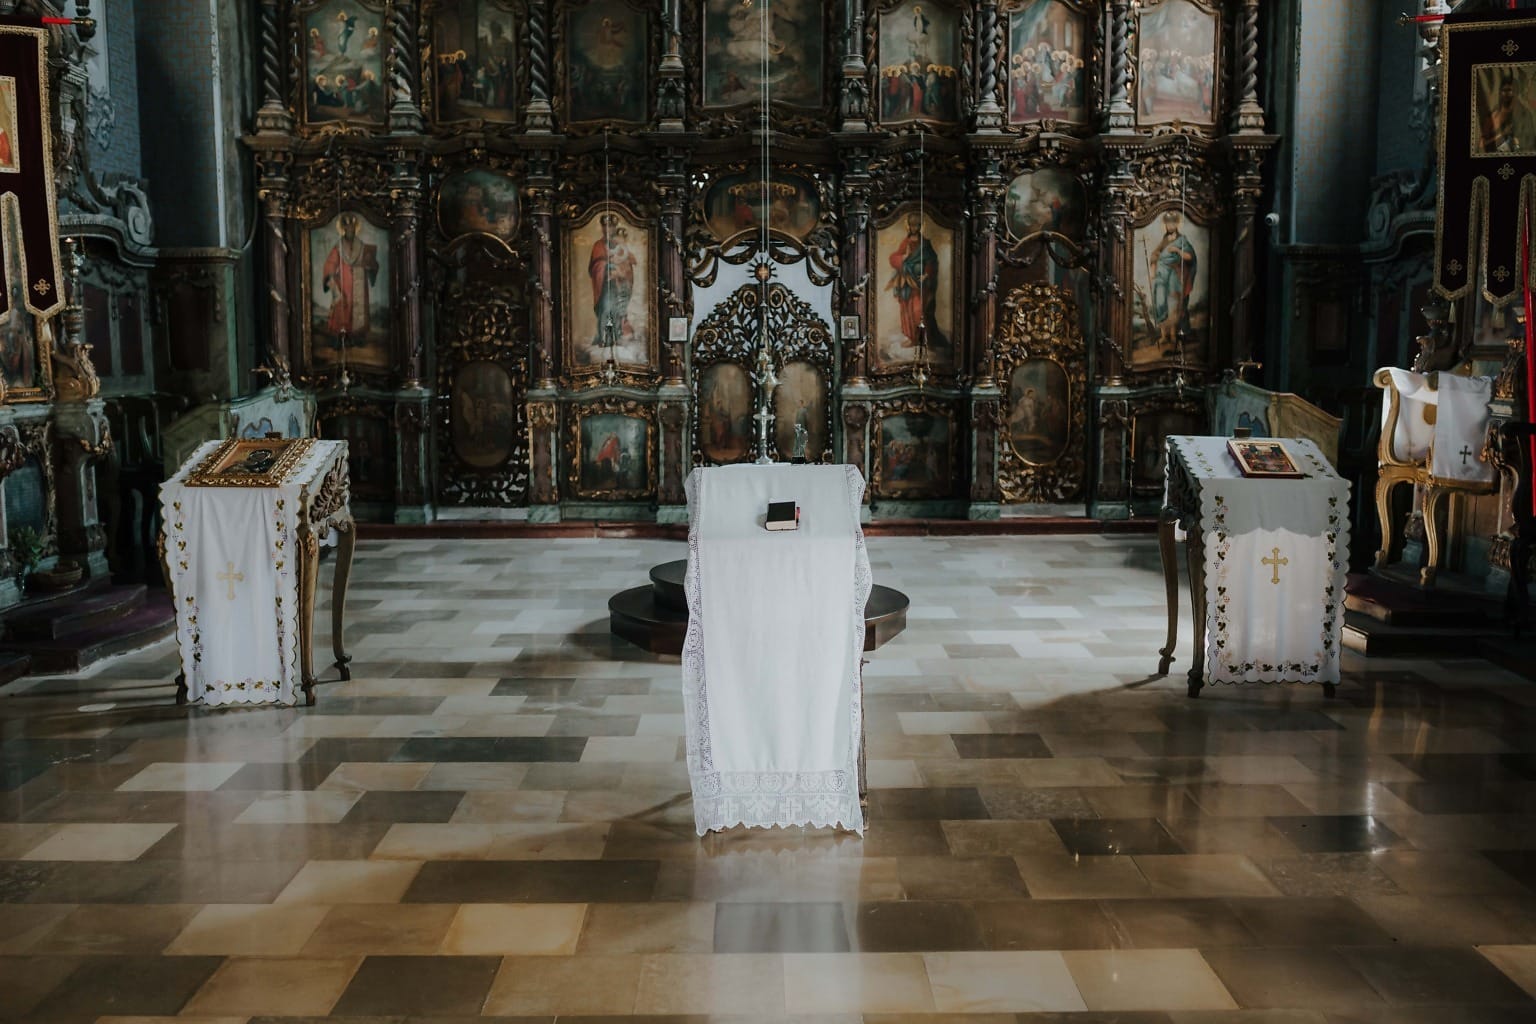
[303,0,387,125]
[1006,0,1089,125]
[877,0,961,125]
[322,410,392,501]
[565,0,649,124]
[451,360,518,469]
[433,0,521,123]
[773,360,828,462]
[1131,407,1203,493]
[877,411,952,497]
[304,210,392,372]
[1004,167,1085,244]
[1006,358,1071,466]
[438,169,521,248]
[702,0,823,109]
[703,171,821,245]
[0,208,43,399]
[1129,210,1210,371]
[0,77,19,174]
[561,204,655,377]
[577,409,651,498]
[872,207,959,374]
[696,362,754,464]
[1135,0,1218,126]
[1471,62,1536,157]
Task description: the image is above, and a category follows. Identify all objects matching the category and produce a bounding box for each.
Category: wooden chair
[1373,367,1497,586]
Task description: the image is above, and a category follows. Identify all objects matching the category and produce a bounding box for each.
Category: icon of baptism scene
[874,211,956,370]
[879,1,961,124]
[1008,0,1088,123]
[307,211,390,370]
[24,5,1536,1019]
[434,0,520,122]
[1137,0,1217,123]
[566,0,648,123]
[702,0,822,107]
[304,1,386,123]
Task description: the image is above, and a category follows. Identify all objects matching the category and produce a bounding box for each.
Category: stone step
[3,593,175,675]
[0,652,31,689]
[7,584,147,641]
[1344,572,1496,627]
[1342,609,1505,657]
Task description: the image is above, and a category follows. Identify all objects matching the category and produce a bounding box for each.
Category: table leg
[157,527,188,705]
[1157,507,1179,676]
[858,658,868,807]
[331,519,356,681]
[298,530,320,706]
[1185,529,1207,699]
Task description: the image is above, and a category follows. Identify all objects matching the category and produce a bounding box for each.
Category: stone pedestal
[52,399,112,579]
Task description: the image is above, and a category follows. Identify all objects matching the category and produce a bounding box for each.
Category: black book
[765,500,799,532]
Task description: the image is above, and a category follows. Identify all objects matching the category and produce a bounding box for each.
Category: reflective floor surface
[1,535,1534,1023]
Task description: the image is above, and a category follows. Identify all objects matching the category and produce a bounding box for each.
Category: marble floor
[1,535,1535,1024]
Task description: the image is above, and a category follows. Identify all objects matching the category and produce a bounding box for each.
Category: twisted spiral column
[974,0,1003,130]
[387,0,422,132]
[1232,0,1264,132]
[255,0,291,130]
[525,1,553,131]
[1106,0,1134,131]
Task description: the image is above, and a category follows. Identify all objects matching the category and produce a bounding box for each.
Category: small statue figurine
[792,423,809,464]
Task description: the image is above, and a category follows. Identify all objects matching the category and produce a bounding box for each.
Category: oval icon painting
[439,170,521,245]
[1007,358,1070,465]
[451,360,515,469]
[1004,167,1084,243]
[703,172,821,244]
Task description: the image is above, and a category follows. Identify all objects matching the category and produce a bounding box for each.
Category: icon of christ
[885,213,950,354]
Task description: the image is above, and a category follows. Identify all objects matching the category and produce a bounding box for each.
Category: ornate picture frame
[560,201,659,384]
[994,283,1088,503]
[567,396,656,500]
[870,396,958,500]
[298,0,389,129]
[1002,0,1093,128]
[557,0,652,128]
[873,0,964,127]
[1134,0,1220,129]
[869,202,963,379]
[300,205,394,374]
[427,0,528,126]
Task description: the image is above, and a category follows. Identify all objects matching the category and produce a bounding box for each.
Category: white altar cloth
[1166,436,1350,685]
[682,464,870,834]
[160,440,346,707]
[1379,367,1495,483]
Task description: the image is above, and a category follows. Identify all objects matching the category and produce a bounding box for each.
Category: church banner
[0,19,61,322]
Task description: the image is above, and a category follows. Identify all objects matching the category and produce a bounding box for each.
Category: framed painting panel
[303,210,393,373]
[1004,167,1086,243]
[871,206,960,374]
[0,78,19,174]
[450,359,518,469]
[438,169,521,248]
[303,0,387,125]
[703,170,821,245]
[571,402,654,499]
[1007,0,1088,124]
[1131,405,1204,494]
[1136,0,1218,126]
[773,359,829,461]
[877,0,961,125]
[1006,358,1071,466]
[0,206,49,400]
[1472,62,1536,156]
[561,203,657,377]
[701,0,823,109]
[696,361,753,464]
[321,408,393,501]
[874,408,954,498]
[565,0,649,124]
[433,0,521,124]
[1129,210,1210,372]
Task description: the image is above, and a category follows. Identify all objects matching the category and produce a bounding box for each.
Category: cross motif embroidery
[1500,164,1516,180]
[31,279,49,296]
[216,561,244,600]
[1262,547,1288,586]
[1447,258,1464,276]
[1460,444,1475,466]
[1505,39,1521,56]
[1495,266,1512,283]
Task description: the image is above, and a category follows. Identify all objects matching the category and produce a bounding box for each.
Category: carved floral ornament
[994,283,1088,503]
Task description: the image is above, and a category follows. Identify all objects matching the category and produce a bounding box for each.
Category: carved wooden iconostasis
[243,0,1273,523]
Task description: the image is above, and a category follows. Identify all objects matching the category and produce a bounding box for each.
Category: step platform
[610,559,910,656]
[0,578,175,677]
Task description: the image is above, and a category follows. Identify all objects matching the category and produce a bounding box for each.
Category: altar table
[159,439,355,707]
[1158,435,1350,698]
[682,463,869,834]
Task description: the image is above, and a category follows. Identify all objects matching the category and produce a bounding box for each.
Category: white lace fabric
[682,464,870,835]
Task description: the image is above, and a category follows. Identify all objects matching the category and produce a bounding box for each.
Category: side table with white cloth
[1157,435,1351,699]
[682,463,870,835]
[158,439,355,707]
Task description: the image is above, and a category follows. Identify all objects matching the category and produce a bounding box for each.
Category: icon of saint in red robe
[885,213,949,352]
[321,213,380,345]
[588,212,637,356]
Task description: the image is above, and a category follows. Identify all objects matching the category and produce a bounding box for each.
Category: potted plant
[7,525,42,591]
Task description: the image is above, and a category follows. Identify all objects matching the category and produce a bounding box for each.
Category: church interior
[2,0,1536,1019]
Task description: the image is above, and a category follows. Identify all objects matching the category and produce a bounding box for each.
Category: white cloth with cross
[1379,367,1495,483]
[159,439,346,707]
[1165,436,1351,685]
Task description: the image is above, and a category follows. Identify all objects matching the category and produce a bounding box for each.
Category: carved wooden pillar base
[968,390,1002,520]
[528,393,561,522]
[843,400,871,505]
[0,415,25,607]
[1091,395,1132,520]
[52,400,112,579]
[393,389,433,524]
[658,389,690,517]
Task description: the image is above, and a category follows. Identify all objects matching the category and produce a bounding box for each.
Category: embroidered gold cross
[1262,547,1288,586]
[217,561,244,600]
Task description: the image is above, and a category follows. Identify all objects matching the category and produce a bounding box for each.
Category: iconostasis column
[972,0,1004,133]
[387,0,424,132]
[1091,148,1135,516]
[840,154,873,388]
[657,150,690,513]
[967,160,1004,518]
[839,0,869,130]
[657,0,686,130]
[256,0,291,133]
[1105,0,1136,133]
[390,148,431,522]
[254,150,295,387]
[1227,0,1274,374]
[525,0,554,132]
[527,176,561,517]
[52,240,113,578]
